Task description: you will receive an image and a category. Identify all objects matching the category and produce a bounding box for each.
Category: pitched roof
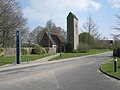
[67,12,78,20]
[57,34,66,43]
[41,31,66,45]
[46,32,56,44]
[50,33,66,44]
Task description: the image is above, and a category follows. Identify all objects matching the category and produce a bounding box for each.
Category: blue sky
[17,0,120,39]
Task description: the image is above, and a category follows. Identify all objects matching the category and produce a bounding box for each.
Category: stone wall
[44,45,56,53]
[2,46,56,56]
[3,48,33,56]
[4,48,16,56]
[74,18,79,50]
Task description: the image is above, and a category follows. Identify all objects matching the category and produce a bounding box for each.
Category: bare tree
[46,20,55,31]
[29,26,45,45]
[83,15,101,39]
[30,20,66,45]
[0,0,27,47]
[46,20,66,38]
[111,34,120,47]
[113,14,120,31]
[112,10,120,46]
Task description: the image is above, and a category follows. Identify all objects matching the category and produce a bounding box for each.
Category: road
[0,52,120,90]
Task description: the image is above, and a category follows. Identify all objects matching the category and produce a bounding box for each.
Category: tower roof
[67,12,78,20]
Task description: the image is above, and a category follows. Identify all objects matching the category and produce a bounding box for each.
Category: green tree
[79,32,94,45]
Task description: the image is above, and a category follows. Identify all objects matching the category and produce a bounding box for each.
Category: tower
[67,12,79,50]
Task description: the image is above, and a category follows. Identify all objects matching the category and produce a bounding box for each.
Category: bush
[0,48,3,53]
[113,47,120,57]
[113,49,117,56]
[21,48,27,55]
[65,43,73,53]
[92,43,111,49]
[0,48,3,55]
[31,45,45,55]
[77,43,89,53]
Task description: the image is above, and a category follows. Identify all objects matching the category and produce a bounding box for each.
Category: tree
[112,10,120,47]
[113,13,120,31]
[111,34,120,47]
[30,20,66,45]
[0,0,27,47]
[79,32,94,45]
[83,15,101,39]
[29,26,45,45]
[46,20,66,38]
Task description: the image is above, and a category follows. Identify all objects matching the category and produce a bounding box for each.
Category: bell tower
[67,12,79,50]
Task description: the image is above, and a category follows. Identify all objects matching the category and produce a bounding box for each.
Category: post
[27,39,30,64]
[114,56,117,72]
[60,52,62,58]
[60,44,62,58]
[16,30,21,64]
[48,31,50,53]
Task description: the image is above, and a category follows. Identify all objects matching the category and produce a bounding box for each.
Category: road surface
[0,52,120,90]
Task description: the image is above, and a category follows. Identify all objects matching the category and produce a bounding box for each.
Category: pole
[27,40,30,64]
[48,31,50,53]
[114,56,117,72]
[60,44,62,58]
[16,30,21,64]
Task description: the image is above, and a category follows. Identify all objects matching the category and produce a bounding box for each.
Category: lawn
[49,49,110,61]
[0,54,51,66]
[101,58,120,78]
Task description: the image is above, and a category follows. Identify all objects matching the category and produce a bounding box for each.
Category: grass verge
[101,58,120,79]
[0,54,51,66]
[49,49,110,61]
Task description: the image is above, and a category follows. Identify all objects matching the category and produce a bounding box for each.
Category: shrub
[31,45,45,55]
[92,43,111,49]
[0,48,3,54]
[77,43,89,53]
[113,49,117,56]
[65,43,73,53]
[21,48,27,55]
[113,47,120,57]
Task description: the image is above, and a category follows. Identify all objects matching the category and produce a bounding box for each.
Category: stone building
[67,12,79,50]
[40,32,66,53]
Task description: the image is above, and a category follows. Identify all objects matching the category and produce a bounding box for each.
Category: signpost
[16,30,21,64]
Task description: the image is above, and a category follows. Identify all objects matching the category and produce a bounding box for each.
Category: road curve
[0,52,120,90]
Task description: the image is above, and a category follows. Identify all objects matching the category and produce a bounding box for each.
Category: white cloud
[108,0,120,8]
[23,0,101,29]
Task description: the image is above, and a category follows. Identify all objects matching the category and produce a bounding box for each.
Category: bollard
[60,52,62,58]
[114,56,117,72]
[60,44,62,58]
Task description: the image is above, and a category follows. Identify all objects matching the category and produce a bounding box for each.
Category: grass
[49,49,110,61]
[0,54,51,66]
[101,58,120,78]
[0,49,110,66]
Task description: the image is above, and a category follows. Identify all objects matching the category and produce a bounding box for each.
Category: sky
[17,0,120,39]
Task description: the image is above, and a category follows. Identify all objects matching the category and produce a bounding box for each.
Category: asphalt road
[0,52,120,90]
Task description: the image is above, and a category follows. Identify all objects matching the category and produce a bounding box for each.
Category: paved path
[0,52,120,90]
[0,53,60,71]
